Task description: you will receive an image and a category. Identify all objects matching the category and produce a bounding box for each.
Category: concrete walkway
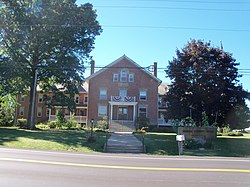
[105,132,145,153]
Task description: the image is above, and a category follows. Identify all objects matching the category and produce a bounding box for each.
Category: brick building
[16,55,166,130]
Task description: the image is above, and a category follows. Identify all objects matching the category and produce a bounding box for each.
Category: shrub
[17,118,28,129]
[136,116,149,130]
[228,132,244,136]
[96,120,107,131]
[47,121,57,129]
[222,125,230,134]
[36,123,50,130]
[56,110,66,128]
[64,115,79,129]
[133,129,146,133]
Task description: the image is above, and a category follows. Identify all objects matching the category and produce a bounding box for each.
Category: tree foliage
[166,39,249,128]
[0,94,17,126]
[0,0,102,129]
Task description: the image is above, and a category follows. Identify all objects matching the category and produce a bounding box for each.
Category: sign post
[176,135,185,155]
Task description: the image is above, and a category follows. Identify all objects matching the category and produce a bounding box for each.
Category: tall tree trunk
[27,69,37,130]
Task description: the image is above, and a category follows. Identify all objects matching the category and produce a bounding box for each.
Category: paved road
[0,147,250,187]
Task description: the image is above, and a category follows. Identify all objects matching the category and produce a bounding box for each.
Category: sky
[77,0,250,105]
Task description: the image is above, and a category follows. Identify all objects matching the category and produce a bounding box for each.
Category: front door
[118,107,128,120]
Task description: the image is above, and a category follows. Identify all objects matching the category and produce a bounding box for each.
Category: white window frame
[139,90,147,101]
[19,107,24,116]
[138,107,147,117]
[37,107,42,117]
[75,95,80,104]
[113,74,119,82]
[38,94,43,103]
[120,69,127,82]
[129,74,134,82]
[98,104,107,117]
[99,88,107,100]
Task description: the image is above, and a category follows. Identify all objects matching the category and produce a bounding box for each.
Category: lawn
[142,132,250,157]
[0,127,108,152]
[1,127,250,157]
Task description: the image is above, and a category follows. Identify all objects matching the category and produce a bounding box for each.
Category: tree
[165,39,249,128]
[0,94,17,126]
[0,0,102,129]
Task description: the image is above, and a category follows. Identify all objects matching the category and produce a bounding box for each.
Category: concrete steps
[104,133,145,153]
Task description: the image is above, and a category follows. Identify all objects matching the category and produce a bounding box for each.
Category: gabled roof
[85,55,162,84]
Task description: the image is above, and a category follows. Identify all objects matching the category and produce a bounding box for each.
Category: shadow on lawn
[0,127,107,152]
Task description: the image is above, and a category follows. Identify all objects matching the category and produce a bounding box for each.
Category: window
[98,104,107,117]
[119,88,127,97]
[139,90,147,101]
[120,69,127,82]
[37,107,42,117]
[19,107,24,116]
[84,96,88,104]
[113,74,119,82]
[21,95,25,102]
[129,74,134,82]
[38,94,43,103]
[75,95,79,104]
[99,88,107,100]
[139,107,147,117]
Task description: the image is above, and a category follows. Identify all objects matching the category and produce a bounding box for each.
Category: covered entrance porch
[109,96,137,132]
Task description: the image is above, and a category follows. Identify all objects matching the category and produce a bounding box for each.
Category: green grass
[0,127,108,152]
[1,127,250,157]
[137,133,178,155]
[141,132,250,157]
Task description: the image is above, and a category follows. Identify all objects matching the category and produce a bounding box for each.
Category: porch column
[48,109,51,121]
[133,103,136,122]
[110,103,113,121]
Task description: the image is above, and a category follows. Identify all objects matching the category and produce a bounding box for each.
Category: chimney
[90,60,95,75]
[153,62,157,77]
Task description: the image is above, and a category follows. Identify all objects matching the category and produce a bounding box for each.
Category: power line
[103,25,250,32]
[95,5,250,12]
[111,0,250,4]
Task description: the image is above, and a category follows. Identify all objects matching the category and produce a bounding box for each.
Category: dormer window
[120,69,127,82]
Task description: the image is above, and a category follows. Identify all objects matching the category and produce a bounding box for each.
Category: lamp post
[90,119,94,137]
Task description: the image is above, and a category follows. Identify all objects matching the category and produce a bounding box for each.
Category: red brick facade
[16,55,163,127]
[85,55,161,126]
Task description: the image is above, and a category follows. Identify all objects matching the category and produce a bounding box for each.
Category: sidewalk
[105,132,145,153]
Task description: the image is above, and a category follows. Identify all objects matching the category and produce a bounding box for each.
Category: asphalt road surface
[0,147,250,187]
